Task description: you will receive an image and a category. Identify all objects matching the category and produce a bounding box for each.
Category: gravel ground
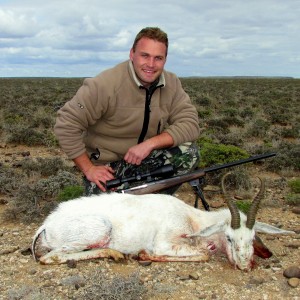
[0,146,299,299]
[0,194,299,300]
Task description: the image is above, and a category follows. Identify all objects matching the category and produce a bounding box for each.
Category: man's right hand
[73,153,115,192]
[85,165,115,192]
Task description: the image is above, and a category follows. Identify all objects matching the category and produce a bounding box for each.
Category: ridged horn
[221,172,241,229]
[246,177,265,229]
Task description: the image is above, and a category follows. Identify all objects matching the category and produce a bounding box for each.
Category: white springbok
[32,176,294,270]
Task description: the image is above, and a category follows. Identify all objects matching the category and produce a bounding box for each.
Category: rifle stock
[119,153,276,195]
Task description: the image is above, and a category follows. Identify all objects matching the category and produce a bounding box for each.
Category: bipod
[189,177,210,211]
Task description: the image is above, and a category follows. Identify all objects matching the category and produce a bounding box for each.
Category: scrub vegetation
[0,77,299,299]
[0,77,299,222]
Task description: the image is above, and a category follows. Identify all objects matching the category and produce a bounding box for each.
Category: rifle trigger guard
[189,179,210,211]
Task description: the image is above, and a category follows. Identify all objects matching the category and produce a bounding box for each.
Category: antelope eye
[226,236,232,243]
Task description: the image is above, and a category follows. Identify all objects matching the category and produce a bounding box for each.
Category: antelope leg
[39,248,124,265]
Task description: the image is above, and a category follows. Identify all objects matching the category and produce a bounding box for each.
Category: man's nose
[147,57,155,67]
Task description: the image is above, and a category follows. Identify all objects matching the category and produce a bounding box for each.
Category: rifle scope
[106,164,175,189]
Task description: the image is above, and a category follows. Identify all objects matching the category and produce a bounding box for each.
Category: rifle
[106,152,276,211]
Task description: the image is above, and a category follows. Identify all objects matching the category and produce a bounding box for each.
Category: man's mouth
[143,69,155,74]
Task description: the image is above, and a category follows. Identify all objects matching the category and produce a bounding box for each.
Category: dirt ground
[0,146,299,300]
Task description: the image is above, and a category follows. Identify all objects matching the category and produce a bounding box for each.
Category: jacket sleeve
[163,76,200,146]
[54,77,108,159]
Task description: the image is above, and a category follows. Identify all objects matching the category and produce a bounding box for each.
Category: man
[54,27,200,195]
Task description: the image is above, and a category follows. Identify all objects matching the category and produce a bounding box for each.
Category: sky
[0,0,299,78]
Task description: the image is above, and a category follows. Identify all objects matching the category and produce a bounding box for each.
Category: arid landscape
[0,77,299,299]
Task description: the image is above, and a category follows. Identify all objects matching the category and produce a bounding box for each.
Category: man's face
[130,37,167,88]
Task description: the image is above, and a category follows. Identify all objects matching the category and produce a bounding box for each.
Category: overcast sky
[1,0,299,78]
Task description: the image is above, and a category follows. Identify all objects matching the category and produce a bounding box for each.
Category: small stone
[189,272,199,280]
[28,269,37,275]
[292,207,300,215]
[288,277,299,288]
[138,260,152,267]
[249,276,265,285]
[66,259,77,268]
[283,266,300,278]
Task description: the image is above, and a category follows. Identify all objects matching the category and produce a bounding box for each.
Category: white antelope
[32,176,294,270]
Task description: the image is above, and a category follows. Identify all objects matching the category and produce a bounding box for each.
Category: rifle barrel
[203,152,276,173]
[123,152,276,195]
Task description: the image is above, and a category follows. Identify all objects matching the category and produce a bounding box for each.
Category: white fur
[32,193,294,269]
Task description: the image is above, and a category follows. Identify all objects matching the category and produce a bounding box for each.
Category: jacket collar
[128,60,165,88]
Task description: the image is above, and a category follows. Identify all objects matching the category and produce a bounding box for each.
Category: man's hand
[73,153,115,192]
[124,143,153,165]
[85,165,115,192]
[124,132,174,165]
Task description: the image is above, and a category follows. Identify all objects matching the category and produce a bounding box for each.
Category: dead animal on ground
[32,175,294,271]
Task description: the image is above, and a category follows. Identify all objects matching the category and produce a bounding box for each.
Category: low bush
[265,143,300,172]
[247,119,271,138]
[198,140,249,168]
[288,178,300,193]
[2,171,81,222]
[286,194,300,206]
[58,185,85,201]
[80,271,147,300]
[236,200,252,214]
[21,157,73,177]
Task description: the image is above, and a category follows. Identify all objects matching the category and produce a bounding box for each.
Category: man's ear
[129,48,134,60]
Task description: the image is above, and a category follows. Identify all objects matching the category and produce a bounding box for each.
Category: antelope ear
[253,234,272,258]
[254,222,295,234]
[188,221,226,238]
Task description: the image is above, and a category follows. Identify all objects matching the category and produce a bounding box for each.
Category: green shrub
[288,179,300,193]
[240,107,255,119]
[247,119,270,138]
[197,140,249,168]
[0,165,24,195]
[265,143,300,172]
[21,157,73,176]
[222,108,238,117]
[2,171,82,222]
[221,116,245,127]
[281,127,300,139]
[236,200,252,214]
[58,185,84,201]
[216,132,243,147]
[35,171,81,198]
[286,193,300,206]
[207,118,230,130]
[195,96,212,106]
[197,108,212,119]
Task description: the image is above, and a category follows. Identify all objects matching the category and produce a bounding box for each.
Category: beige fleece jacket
[54,60,200,164]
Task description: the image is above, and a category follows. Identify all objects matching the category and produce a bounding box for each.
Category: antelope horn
[246,177,265,229]
[221,172,241,229]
